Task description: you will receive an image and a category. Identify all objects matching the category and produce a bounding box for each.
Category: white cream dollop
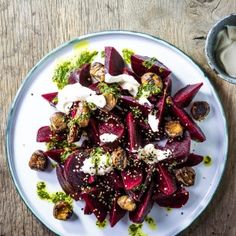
[56,83,106,113]
[99,133,118,143]
[215,25,236,77]
[138,144,172,164]
[138,97,152,106]
[105,73,140,97]
[81,153,113,175]
[148,113,159,132]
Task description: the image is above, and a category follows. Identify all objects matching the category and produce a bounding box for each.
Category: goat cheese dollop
[148,113,159,132]
[138,144,172,164]
[99,133,118,143]
[105,73,140,97]
[81,149,113,175]
[56,83,106,113]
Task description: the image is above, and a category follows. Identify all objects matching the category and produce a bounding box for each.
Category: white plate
[6,31,228,236]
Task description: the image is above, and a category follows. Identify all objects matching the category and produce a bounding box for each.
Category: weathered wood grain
[0,0,236,235]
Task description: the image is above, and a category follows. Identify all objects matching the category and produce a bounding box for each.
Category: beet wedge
[121,167,144,191]
[44,149,64,163]
[163,74,173,95]
[105,47,125,75]
[123,67,141,83]
[84,203,92,215]
[129,182,155,223]
[165,131,191,162]
[126,112,142,153]
[154,187,189,208]
[68,63,92,87]
[106,171,124,190]
[131,54,171,78]
[137,165,154,201]
[86,118,100,145]
[98,117,125,141]
[82,193,108,222]
[156,93,167,128]
[88,82,101,94]
[36,126,52,142]
[56,165,78,197]
[156,163,177,196]
[171,100,206,142]
[109,196,126,227]
[119,95,152,116]
[173,83,203,108]
[64,150,89,192]
[41,92,58,106]
[177,153,203,168]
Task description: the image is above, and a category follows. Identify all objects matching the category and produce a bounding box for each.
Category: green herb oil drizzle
[144,216,157,230]
[36,182,72,206]
[96,219,107,229]
[128,224,148,236]
[203,155,212,166]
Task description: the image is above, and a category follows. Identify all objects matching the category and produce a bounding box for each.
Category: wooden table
[0,0,235,235]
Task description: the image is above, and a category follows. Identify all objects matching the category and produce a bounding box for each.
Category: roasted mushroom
[74,102,90,127]
[29,150,48,171]
[53,200,73,220]
[141,72,163,90]
[165,120,184,138]
[191,101,210,121]
[174,167,196,186]
[117,195,136,211]
[102,93,117,112]
[67,123,80,143]
[90,62,105,82]
[50,112,67,133]
[111,147,127,170]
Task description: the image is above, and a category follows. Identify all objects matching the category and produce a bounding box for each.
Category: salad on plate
[28,46,210,227]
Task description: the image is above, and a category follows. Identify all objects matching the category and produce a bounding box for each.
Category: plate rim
[5,30,229,236]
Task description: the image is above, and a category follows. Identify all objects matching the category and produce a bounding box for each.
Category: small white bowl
[205,13,236,84]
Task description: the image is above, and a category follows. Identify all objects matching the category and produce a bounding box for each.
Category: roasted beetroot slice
[120,95,152,116]
[154,188,189,208]
[84,203,92,215]
[129,182,154,223]
[36,126,52,142]
[88,82,101,94]
[41,92,58,106]
[107,171,124,190]
[137,166,154,201]
[157,163,177,196]
[121,167,144,191]
[68,64,92,87]
[64,150,88,192]
[172,101,206,142]
[131,54,171,78]
[126,112,142,153]
[86,118,100,145]
[105,47,125,75]
[44,149,64,163]
[123,67,141,83]
[163,74,173,95]
[98,117,125,141]
[184,153,203,167]
[79,63,92,87]
[82,193,107,222]
[68,69,80,84]
[56,165,77,196]
[173,83,203,108]
[109,197,126,227]
[156,93,167,128]
[165,132,191,162]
